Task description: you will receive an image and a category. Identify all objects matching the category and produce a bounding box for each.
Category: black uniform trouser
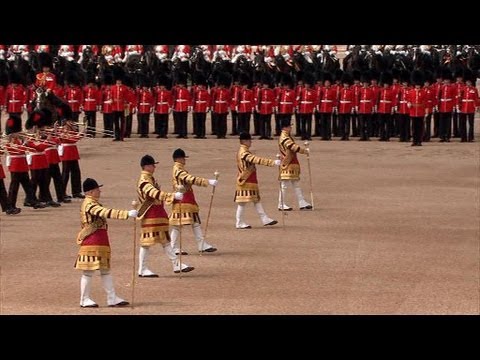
[299,113,312,140]
[439,112,452,141]
[452,110,460,137]
[459,113,475,141]
[215,113,228,138]
[84,111,96,137]
[338,113,351,139]
[253,111,260,136]
[72,112,80,122]
[231,110,239,135]
[398,114,410,142]
[423,113,432,141]
[62,160,82,196]
[174,111,188,138]
[125,114,133,137]
[31,168,53,203]
[378,113,392,140]
[351,112,359,137]
[193,113,206,138]
[370,113,378,137]
[210,111,218,135]
[259,113,272,139]
[154,113,169,137]
[358,113,372,140]
[237,112,251,134]
[294,111,301,136]
[103,113,114,134]
[0,179,12,212]
[47,163,65,202]
[112,111,125,140]
[320,112,332,140]
[137,113,150,136]
[432,111,439,137]
[411,116,424,145]
[8,172,36,207]
[314,111,321,136]
[332,111,338,137]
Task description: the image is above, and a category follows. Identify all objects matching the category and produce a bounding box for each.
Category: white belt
[240,101,251,103]
[9,100,20,102]
[104,100,112,104]
[30,152,46,156]
[196,101,207,103]
[176,99,188,102]
[300,101,312,104]
[339,101,351,103]
[261,101,272,103]
[85,99,96,101]
[157,102,168,104]
[62,143,77,147]
[140,103,151,105]
[280,102,293,104]
[7,154,25,158]
[360,100,371,103]
[45,147,57,151]
[68,100,79,103]
[215,101,227,103]
[399,101,407,103]
[321,100,332,102]
[440,98,452,101]
[462,99,475,102]
[380,100,392,103]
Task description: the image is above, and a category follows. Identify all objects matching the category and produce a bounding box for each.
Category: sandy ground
[0,113,478,315]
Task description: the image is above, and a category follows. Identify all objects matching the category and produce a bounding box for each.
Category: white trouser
[100,270,126,306]
[170,223,213,252]
[278,180,310,208]
[138,246,156,276]
[163,243,191,272]
[254,202,274,225]
[236,203,249,228]
[80,270,96,306]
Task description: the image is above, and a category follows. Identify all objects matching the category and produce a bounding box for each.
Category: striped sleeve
[241,152,275,167]
[85,202,129,220]
[139,181,174,203]
[281,137,306,154]
[175,168,208,187]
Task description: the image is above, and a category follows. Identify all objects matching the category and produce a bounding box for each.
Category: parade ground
[1,124,478,314]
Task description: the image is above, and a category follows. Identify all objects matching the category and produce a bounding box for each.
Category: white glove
[304,148,310,154]
[274,159,281,166]
[208,179,218,187]
[128,209,138,218]
[174,192,184,201]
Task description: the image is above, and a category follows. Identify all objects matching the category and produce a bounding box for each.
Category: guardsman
[74,178,137,308]
[298,71,317,141]
[230,72,242,136]
[438,69,456,142]
[377,72,396,141]
[211,72,231,139]
[122,74,137,138]
[0,149,21,215]
[276,74,297,139]
[82,72,101,137]
[172,73,191,139]
[358,72,376,140]
[153,74,172,138]
[458,69,479,142]
[100,71,115,136]
[192,73,210,139]
[110,67,128,141]
[236,73,255,134]
[169,148,218,254]
[4,115,45,209]
[35,53,57,91]
[406,70,427,146]
[452,69,464,138]
[431,70,443,138]
[257,72,276,140]
[338,72,355,140]
[5,71,27,120]
[397,70,411,142]
[136,75,153,138]
[235,133,280,228]
[65,71,84,122]
[136,155,194,276]
[318,72,336,140]
[423,71,435,142]
[277,119,312,211]
[60,120,84,199]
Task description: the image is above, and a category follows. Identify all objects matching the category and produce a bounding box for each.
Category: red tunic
[154,88,172,114]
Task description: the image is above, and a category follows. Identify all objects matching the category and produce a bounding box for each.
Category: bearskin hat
[122,73,134,88]
[4,114,22,135]
[424,70,434,84]
[8,70,24,85]
[463,68,474,83]
[239,72,251,86]
[175,72,187,85]
[112,66,125,82]
[352,70,361,82]
[400,70,411,84]
[102,70,114,85]
[340,72,353,85]
[253,70,263,84]
[303,71,315,86]
[261,72,273,87]
[157,73,170,87]
[360,71,371,83]
[295,70,304,84]
[379,72,393,86]
[281,73,293,87]
[322,72,333,84]
[218,72,232,87]
[38,52,53,69]
[334,69,344,83]
[369,69,379,82]
[442,68,453,81]
[315,71,324,83]
[0,71,8,87]
[391,68,401,81]
[86,71,96,84]
[65,70,81,86]
[193,72,207,86]
[411,70,425,86]
[454,67,464,80]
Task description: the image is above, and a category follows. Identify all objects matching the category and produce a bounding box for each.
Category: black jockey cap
[140,154,159,167]
[83,178,103,193]
[172,148,189,160]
